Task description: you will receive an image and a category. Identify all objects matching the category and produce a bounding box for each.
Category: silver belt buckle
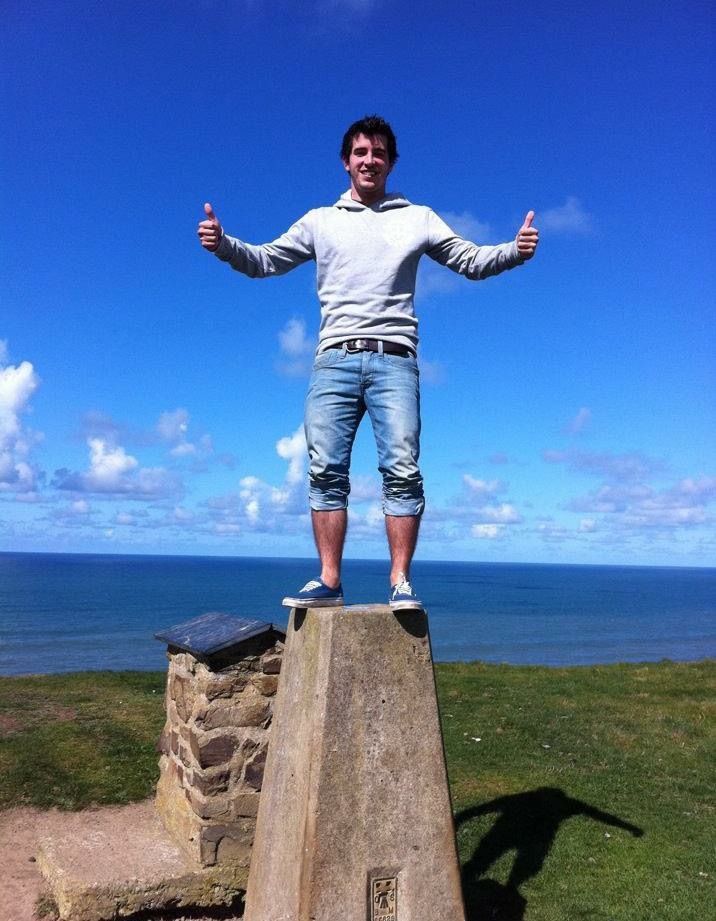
[346,338,367,353]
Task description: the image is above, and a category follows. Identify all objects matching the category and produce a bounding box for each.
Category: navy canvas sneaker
[282,578,344,608]
[389,573,424,611]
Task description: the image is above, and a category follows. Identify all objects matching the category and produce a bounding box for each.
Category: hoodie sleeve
[214,211,316,278]
[425,209,524,280]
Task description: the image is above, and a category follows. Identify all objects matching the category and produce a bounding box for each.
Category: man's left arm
[426,209,539,279]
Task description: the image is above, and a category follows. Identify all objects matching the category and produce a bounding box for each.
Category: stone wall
[156,633,283,869]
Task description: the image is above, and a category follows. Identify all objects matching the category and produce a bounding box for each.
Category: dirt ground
[0,803,244,921]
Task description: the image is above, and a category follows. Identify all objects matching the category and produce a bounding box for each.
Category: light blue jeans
[304,347,424,516]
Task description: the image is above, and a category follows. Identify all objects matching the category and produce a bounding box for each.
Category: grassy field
[1,661,713,920]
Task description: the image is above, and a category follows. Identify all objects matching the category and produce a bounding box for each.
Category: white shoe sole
[282,596,344,608]
[389,599,424,611]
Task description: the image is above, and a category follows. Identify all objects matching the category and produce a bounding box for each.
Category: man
[198,115,539,611]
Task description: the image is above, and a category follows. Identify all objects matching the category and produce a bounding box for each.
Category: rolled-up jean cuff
[382,496,425,517]
[308,489,349,511]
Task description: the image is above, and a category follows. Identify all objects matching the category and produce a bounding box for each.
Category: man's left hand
[516,210,539,259]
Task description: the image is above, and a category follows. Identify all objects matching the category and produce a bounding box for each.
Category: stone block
[168,651,198,674]
[37,800,246,921]
[191,765,232,797]
[171,672,197,722]
[194,689,271,731]
[199,819,255,866]
[260,653,282,674]
[242,746,267,790]
[156,770,204,864]
[201,670,250,700]
[232,792,261,817]
[217,835,253,866]
[189,731,240,769]
[251,673,279,696]
[156,726,170,755]
[189,788,232,820]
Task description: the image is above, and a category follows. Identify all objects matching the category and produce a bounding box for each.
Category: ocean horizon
[1,551,714,675]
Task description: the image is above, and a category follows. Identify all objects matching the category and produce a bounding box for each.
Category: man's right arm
[197,202,315,278]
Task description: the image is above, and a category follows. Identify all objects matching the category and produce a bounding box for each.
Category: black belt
[328,339,415,357]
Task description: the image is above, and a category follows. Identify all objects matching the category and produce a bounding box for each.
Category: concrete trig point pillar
[244,604,466,921]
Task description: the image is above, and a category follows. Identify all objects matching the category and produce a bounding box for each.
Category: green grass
[436,660,715,920]
[0,671,165,809]
[1,661,713,920]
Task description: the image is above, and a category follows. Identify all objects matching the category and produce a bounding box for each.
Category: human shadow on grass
[456,786,644,921]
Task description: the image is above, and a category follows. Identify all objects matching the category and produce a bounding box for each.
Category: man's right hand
[197,203,223,252]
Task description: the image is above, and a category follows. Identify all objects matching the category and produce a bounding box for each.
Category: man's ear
[342,159,350,173]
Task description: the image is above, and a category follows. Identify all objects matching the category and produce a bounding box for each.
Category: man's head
[341,115,398,205]
[340,115,399,166]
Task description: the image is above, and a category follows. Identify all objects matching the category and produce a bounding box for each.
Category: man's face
[343,132,393,204]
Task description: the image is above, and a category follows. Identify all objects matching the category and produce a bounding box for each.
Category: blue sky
[2,0,714,566]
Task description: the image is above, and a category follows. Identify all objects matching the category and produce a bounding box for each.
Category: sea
[0,552,714,675]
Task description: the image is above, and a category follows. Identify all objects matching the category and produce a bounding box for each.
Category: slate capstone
[155,612,285,658]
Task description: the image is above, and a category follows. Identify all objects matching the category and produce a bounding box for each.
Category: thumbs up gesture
[197,202,223,252]
[516,210,539,260]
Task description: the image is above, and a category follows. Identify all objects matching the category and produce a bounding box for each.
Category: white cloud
[365,502,384,527]
[276,426,307,485]
[476,503,522,524]
[471,524,504,539]
[205,425,309,534]
[536,522,570,542]
[54,437,180,498]
[463,475,504,498]
[279,318,312,356]
[418,261,461,297]
[433,473,524,541]
[277,318,315,377]
[51,499,92,522]
[540,197,594,235]
[349,474,381,502]
[556,450,715,535]
[157,408,189,443]
[78,410,126,444]
[157,408,212,460]
[0,355,42,494]
[566,407,592,434]
[88,438,137,484]
[439,210,492,242]
[544,449,663,483]
[419,358,445,385]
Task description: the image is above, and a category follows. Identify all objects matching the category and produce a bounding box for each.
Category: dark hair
[340,115,399,164]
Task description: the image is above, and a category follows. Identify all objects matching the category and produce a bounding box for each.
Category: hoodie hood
[333,191,411,211]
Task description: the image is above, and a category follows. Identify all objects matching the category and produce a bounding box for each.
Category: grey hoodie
[215,191,524,353]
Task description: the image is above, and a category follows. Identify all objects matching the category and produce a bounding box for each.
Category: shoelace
[301,579,323,591]
[393,578,413,596]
